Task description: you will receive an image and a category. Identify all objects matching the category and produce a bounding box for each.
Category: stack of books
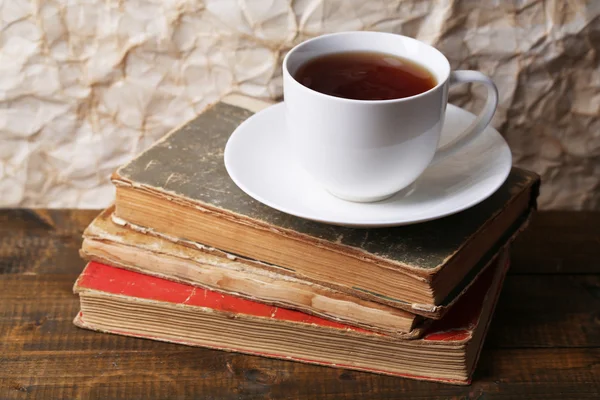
[73,96,540,385]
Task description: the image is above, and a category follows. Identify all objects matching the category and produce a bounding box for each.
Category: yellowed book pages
[81,207,423,337]
[73,248,510,385]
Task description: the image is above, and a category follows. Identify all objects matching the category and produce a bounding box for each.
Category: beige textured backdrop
[1,0,599,209]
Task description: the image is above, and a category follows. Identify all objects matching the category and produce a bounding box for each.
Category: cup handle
[431,70,499,165]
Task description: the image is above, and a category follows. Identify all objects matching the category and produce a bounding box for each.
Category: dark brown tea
[294,51,436,100]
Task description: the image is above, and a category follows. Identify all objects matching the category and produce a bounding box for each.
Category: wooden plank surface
[510,211,600,274]
[1,209,599,399]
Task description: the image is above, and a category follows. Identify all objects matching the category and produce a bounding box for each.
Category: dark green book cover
[112,96,540,317]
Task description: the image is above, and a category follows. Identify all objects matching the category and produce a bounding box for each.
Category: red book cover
[74,249,510,384]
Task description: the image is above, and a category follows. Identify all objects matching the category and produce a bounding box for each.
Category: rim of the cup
[283,31,451,104]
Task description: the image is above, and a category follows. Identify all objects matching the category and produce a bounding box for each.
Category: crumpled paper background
[1,0,598,209]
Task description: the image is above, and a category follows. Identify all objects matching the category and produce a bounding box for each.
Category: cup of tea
[283,31,498,202]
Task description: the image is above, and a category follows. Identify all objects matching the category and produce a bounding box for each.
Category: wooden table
[1,209,599,399]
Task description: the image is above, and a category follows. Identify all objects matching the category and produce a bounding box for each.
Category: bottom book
[73,248,510,385]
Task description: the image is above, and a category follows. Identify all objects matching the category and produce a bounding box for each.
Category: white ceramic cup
[283,31,498,202]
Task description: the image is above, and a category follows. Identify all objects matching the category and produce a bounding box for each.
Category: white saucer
[224,102,512,227]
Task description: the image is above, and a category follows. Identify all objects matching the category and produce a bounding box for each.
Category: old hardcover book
[73,248,510,385]
[80,206,422,337]
[111,96,540,316]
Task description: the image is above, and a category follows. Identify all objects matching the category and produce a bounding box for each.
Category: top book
[111,96,540,318]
